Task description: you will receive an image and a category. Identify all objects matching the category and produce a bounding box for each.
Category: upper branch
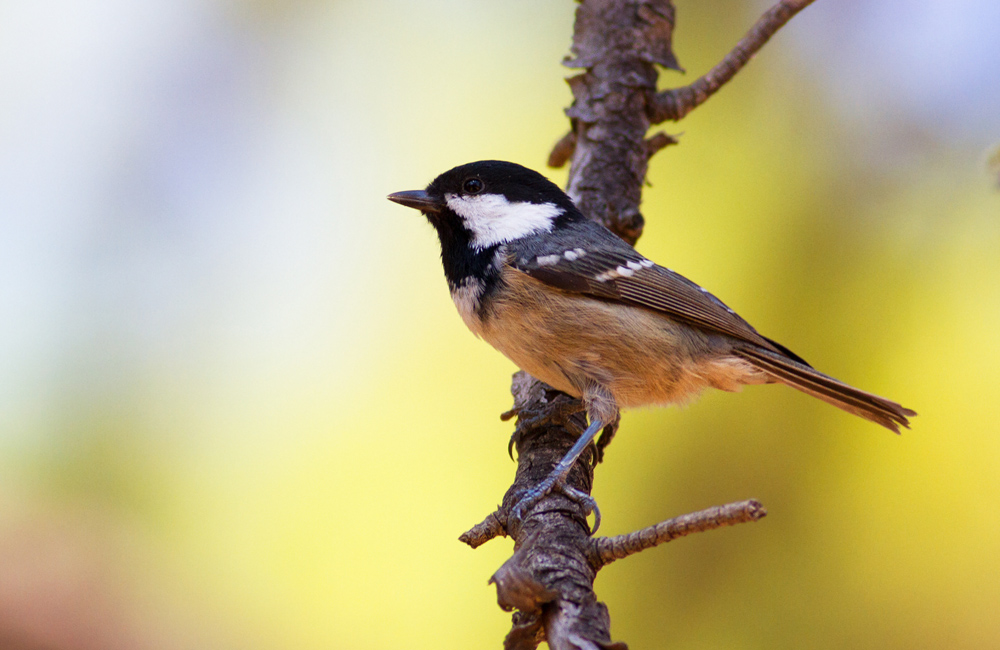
[562,0,681,245]
[650,0,816,123]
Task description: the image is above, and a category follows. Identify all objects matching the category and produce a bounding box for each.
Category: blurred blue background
[1,1,998,648]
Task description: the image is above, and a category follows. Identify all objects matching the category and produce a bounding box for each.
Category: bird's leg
[593,410,622,465]
[509,382,618,533]
[509,416,605,530]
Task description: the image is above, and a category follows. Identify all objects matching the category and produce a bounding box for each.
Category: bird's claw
[509,476,601,534]
[561,484,601,533]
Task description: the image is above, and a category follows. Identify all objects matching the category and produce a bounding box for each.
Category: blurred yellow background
[1,1,998,648]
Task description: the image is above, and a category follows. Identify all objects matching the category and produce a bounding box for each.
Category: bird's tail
[734,346,916,434]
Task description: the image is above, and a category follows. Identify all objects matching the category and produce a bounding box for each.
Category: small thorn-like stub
[548,130,577,169]
[646,131,679,155]
[460,509,507,549]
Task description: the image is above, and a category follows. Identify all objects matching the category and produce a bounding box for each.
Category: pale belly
[454,272,766,410]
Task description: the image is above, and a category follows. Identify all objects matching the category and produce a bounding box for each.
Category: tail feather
[735,346,916,434]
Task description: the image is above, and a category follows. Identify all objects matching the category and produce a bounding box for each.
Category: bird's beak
[387,190,444,214]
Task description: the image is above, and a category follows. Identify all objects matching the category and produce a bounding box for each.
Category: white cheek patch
[446,193,563,249]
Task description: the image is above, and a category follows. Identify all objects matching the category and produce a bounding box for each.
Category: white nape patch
[445,193,563,249]
[563,250,579,261]
[639,259,654,268]
[615,265,635,277]
[536,254,561,266]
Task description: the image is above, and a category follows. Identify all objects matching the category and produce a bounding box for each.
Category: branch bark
[460,2,815,648]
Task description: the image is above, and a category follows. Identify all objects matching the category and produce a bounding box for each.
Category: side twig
[592,500,767,568]
[650,0,816,122]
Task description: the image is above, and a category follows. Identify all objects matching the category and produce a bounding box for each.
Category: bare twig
[651,0,816,123]
[592,500,767,568]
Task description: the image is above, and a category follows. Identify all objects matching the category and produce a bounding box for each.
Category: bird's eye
[463,178,484,194]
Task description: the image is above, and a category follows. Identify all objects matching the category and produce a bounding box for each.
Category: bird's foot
[509,474,601,534]
[508,416,607,534]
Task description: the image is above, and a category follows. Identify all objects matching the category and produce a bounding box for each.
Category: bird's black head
[425,160,578,215]
[388,160,582,250]
[388,160,584,290]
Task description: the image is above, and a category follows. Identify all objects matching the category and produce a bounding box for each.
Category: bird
[388,160,915,528]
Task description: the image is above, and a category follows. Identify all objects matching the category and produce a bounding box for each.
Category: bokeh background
[1,0,998,648]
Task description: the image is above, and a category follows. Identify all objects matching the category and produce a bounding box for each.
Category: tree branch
[464,1,817,647]
[650,0,816,123]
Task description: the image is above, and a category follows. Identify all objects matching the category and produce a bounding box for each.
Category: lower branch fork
[459,374,768,650]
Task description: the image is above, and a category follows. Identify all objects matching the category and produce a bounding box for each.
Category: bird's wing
[510,222,805,362]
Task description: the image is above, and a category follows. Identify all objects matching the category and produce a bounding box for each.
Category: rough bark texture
[563,0,681,246]
[459,2,816,648]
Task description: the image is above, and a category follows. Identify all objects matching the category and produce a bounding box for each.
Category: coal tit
[389,160,915,525]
